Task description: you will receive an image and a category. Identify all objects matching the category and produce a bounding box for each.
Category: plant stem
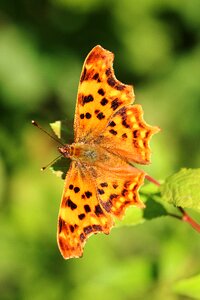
[178,207,200,233]
[145,174,160,186]
[146,174,200,234]
[167,213,182,220]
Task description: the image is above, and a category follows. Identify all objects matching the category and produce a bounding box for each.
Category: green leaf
[50,120,73,179]
[116,195,168,227]
[160,168,200,211]
[50,120,62,139]
[173,274,200,299]
[140,181,160,195]
[50,157,70,180]
[143,196,168,220]
[115,206,144,227]
[50,119,73,143]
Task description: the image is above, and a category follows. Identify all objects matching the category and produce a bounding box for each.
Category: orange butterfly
[54,45,159,259]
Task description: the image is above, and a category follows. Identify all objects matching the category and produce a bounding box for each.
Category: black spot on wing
[107,77,116,87]
[84,204,91,213]
[80,233,85,242]
[122,120,130,128]
[95,204,104,216]
[109,129,117,135]
[122,189,127,196]
[100,98,108,106]
[98,189,105,195]
[58,217,64,233]
[97,112,105,120]
[101,200,112,212]
[85,112,92,119]
[98,88,105,96]
[119,107,130,128]
[83,95,94,105]
[80,113,84,119]
[108,121,116,127]
[66,198,77,210]
[74,187,80,193]
[100,182,108,187]
[109,194,118,200]
[133,130,138,138]
[92,224,102,231]
[85,191,92,198]
[111,98,121,111]
[105,68,111,76]
[93,73,99,80]
[69,225,75,233]
[116,83,125,90]
[78,213,86,220]
[122,133,128,138]
[84,225,93,235]
[124,180,131,188]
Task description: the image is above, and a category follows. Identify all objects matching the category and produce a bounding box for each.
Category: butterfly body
[56,45,159,259]
[59,143,101,163]
[59,141,139,170]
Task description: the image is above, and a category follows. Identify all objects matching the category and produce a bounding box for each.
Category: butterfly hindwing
[90,162,145,219]
[57,161,113,259]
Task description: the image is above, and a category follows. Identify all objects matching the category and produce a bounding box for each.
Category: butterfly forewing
[74,45,134,143]
[99,104,160,164]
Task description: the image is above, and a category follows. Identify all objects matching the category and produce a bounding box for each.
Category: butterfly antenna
[32,120,65,146]
[41,154,63,171]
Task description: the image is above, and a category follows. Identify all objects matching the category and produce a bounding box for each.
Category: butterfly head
[58,145,71,158]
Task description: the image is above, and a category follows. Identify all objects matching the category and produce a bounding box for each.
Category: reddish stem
[178,207,200,233]
[145,174,160,186]
[146,174,200,234]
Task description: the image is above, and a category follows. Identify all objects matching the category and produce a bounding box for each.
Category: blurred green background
[0,0,200,299]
